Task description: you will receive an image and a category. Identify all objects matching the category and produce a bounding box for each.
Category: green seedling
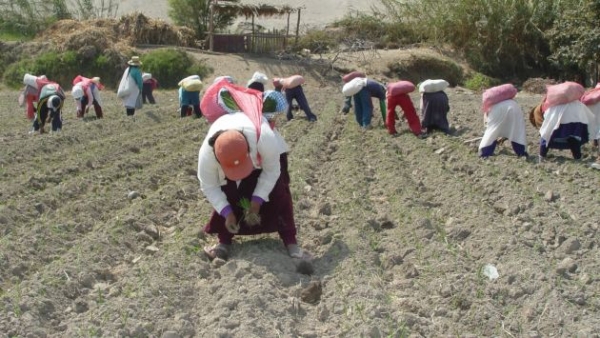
[238,197,260,226]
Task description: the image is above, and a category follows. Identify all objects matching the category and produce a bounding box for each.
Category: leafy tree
[0,0,72,36]
[547,0,600,83]
[168,0,240,38]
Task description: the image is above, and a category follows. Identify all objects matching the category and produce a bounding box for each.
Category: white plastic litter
[482,264,499,280]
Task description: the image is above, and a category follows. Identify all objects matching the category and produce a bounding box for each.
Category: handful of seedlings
[239,197,260,226]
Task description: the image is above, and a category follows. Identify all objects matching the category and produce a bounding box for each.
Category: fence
[212,32,291,54]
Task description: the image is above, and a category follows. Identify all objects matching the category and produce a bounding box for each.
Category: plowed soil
[1,49,599,338]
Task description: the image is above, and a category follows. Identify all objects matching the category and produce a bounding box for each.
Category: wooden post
[294,8,301,47]
[251,14,255,53]
[208,0,215,51]
[284,11,290,49]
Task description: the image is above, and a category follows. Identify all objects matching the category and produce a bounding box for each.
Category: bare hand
[224,213,239,234]
[245,201,261,226]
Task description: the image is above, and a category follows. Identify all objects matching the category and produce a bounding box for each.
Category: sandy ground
[115,0,375,30]
[1,49,600,337]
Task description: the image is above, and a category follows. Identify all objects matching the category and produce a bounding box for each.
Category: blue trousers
[285,86,317,121]
[480,141,527,157]
[353,88,372,127]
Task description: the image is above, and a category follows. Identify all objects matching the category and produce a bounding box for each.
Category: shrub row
[1,48,212,90]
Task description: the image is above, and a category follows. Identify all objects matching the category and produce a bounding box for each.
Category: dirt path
[1,51,599,337]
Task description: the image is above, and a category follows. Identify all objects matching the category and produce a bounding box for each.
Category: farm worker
[117,56,143,117]
[420,91,450,134]
[342,79,387,125]
[386,84,426,138]
[32,82,66,134]
[580,84,600,169]
[19,74,48,120]
[539,82,595,162]
[273,76,318,122]
[479,99,528,158]
[539,101,595,162]
[262,90,291,184]
[72,76,104,118]
[198,112,304,260]
[178,75,202,118]
[142,73,158,104]
[247,71,269,92]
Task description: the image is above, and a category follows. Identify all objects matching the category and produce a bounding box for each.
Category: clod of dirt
[300,280,322,304]
[143,224,161,240]
[380,219,395,229]
[319,203,332,216]
[74,300,89,314]
[559,238,581,255]
[296,260,315,275]
[544,190,556,202]
[212,257,227,267]
[145,245,159,255]
[366,219,381,232]
[127,191,141,200]
[556,257,577,276]
[382,254,403,269]
[400,262,420,278]
[34,203,45,214]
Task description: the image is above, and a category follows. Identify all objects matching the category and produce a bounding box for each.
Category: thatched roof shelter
[208,1,304,51]
[214,3,298,18]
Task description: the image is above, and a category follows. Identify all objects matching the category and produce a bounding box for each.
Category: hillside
[1,49,600,337]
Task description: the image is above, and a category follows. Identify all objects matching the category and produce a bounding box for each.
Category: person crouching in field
[117,56,143,117]
[247,71,269,92]
[198,112,304,260]
[19,74,47,121]
[581,84,600,169]
[72,76,104,118]
[539,82,594,162]
[419,79,451,135]
[262,90,292,185]
[386,80,427,138]
[341,77,387,126]
[142,73,158,104]
[178,75,203,118]
[32,82,66,134]
[273,75,318,122]
[365,79,387,125]
[479,84,528,158]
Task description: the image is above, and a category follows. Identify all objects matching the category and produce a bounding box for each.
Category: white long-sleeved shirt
[198,113,282,214]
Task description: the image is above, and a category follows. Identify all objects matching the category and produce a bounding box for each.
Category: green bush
[2,50,125,89]
[463,72,501,91]
[140,48,213,88]
[2,51,82,88]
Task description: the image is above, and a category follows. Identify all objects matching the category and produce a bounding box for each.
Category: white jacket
[197,113,282,214]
